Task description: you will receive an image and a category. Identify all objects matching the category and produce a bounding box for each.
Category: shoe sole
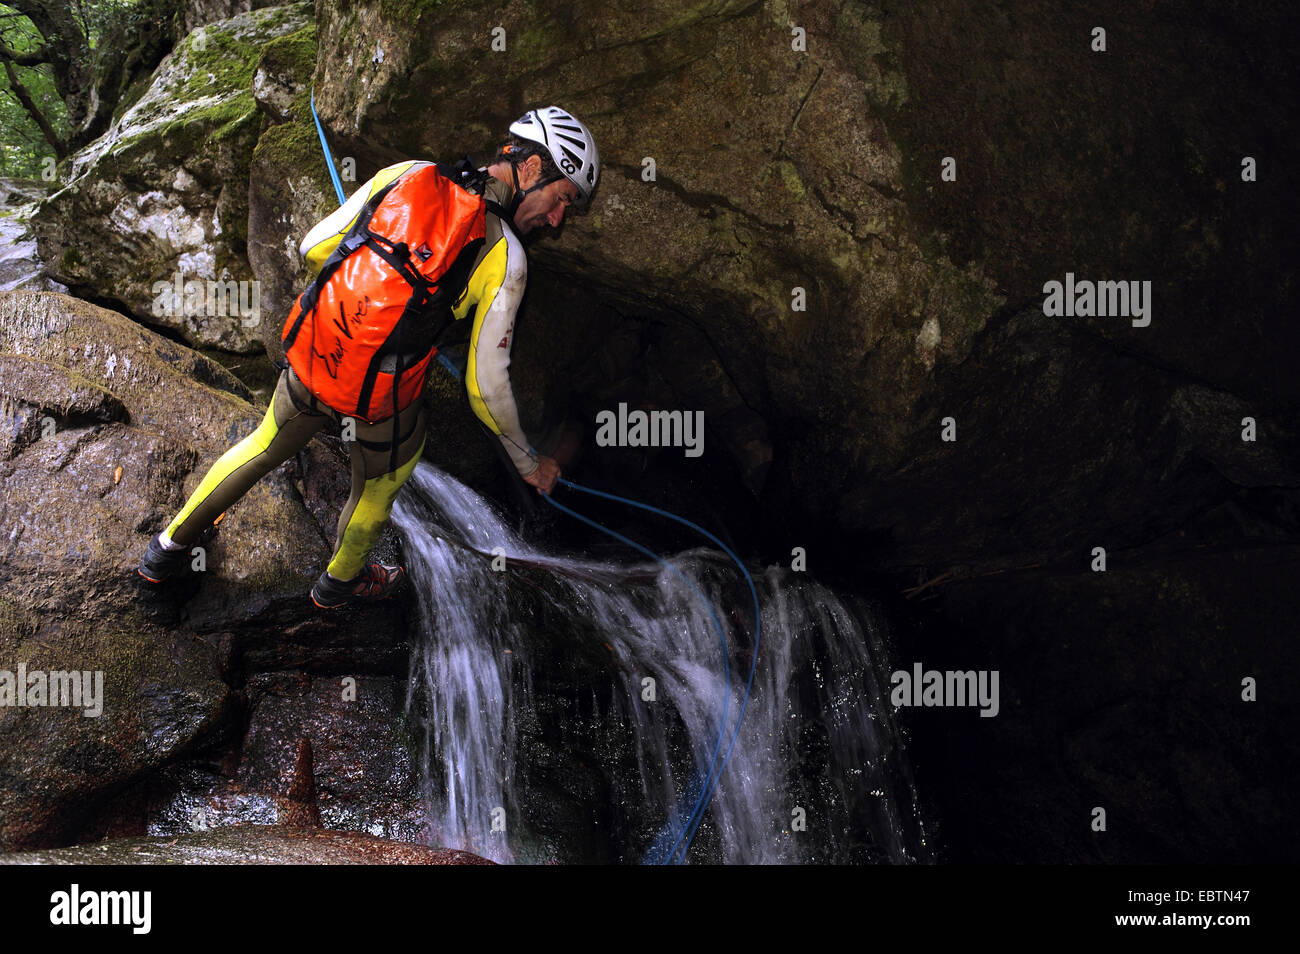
[311,592,397,609]
[310,584,401,610]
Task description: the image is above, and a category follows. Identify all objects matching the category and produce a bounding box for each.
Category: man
[137,106,600,608]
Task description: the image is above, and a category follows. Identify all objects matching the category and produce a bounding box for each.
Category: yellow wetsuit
[162,161,537,582]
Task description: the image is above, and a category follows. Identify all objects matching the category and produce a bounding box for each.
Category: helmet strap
[505,158,524,218]
[505,155,562,220]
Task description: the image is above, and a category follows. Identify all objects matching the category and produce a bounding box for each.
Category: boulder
[0,290,387,850]
[33,4,313,353]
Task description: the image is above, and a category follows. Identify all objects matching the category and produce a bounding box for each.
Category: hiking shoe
[137,534,191,583]
[310,564,406,609]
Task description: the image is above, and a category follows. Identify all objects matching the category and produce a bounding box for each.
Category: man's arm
[457,224,542,479]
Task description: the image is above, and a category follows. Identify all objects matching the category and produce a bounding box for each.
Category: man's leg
[310,399,426,607]
[140,369,328,580]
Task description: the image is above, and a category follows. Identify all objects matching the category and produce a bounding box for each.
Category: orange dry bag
[281,162,487,430]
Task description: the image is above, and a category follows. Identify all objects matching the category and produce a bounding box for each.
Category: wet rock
[0,825,493,864]
[267,736,324,828]
[0,600,230,850]
[0,355,129,461]
[133,674,422,841]
[0,291,382,850]
[233,673,422,838]
[0,179,66,294]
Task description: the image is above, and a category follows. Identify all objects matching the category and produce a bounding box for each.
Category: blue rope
[540,491,730,865]
[435,352,462,379]
[310,87,346,206]
[545,479,762,864]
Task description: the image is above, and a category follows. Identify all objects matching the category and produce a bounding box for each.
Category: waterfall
[391,463,928,864]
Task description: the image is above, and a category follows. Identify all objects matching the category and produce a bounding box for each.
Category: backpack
[281,160,497,431]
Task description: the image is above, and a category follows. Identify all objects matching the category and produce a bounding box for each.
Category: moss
[833,6,908,110]
[181,26,263,101]
[257,24,318,84]
[775,160,806,199]
[376,0,468,19]
[510,16,569,65]
[251,121,335,201]
[3,611,180,688]
[111,91,258,163]
[98,7,316,226]
[211,94,261,145]
[259,25,320,129]
[113,4,314,160]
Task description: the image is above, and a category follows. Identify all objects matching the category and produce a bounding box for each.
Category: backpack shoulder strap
[483,198,518,238]
[436,156,493,196]
[282,175,406,351]
[436,156,521,239]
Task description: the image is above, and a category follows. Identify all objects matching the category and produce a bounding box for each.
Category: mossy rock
[31,4,313,352]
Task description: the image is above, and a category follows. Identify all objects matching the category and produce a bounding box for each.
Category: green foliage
[0,0,181,176]
[0,4,66,177]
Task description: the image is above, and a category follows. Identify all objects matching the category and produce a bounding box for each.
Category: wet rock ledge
[0,825,491,865]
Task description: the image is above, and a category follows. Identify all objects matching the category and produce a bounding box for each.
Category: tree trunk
[1,0,182,157]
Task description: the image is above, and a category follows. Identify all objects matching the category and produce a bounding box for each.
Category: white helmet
[509,106,600,203]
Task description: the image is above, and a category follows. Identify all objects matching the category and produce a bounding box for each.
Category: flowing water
[391,463,928,864]
[0,178,65,293]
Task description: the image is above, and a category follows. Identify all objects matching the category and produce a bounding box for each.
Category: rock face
[0,291,410,851]
[301,0,1297,568]
[32,4,314,353]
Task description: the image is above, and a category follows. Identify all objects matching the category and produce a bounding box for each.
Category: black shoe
[310,564,406,609]
[137,534,191,583]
